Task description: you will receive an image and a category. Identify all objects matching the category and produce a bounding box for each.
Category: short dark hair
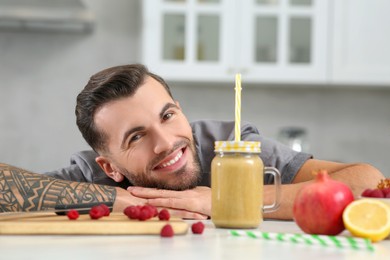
[75,64,173,153]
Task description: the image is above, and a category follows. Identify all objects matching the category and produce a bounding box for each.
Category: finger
[133,197,149,205]
[147,197,192,211]
[127,186,181,199]
[168,209,208,220]
[126,191,149,204]
[147,198,209,219]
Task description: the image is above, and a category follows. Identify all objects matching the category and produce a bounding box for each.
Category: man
[1,64,384,219]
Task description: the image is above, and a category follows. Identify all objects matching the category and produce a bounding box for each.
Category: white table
[0,220,388,260]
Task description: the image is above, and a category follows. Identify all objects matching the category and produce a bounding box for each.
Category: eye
[162,112,174,121]
[129,133,142,143]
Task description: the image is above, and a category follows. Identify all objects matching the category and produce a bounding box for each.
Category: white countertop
[0,220,389,260]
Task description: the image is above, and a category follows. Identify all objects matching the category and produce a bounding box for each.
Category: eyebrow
[159,102,179,119]
[120,102,179,150]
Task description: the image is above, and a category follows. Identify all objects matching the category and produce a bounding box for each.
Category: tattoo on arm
[0,163,117,212]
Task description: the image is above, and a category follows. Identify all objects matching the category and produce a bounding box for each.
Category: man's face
[94,76,201,190]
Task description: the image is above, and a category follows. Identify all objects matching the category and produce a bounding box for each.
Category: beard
[118,139,202,191]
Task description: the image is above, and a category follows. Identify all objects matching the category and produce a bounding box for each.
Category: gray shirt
[44,120,312,189]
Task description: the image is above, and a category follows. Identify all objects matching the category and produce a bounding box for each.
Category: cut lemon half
[342,199,390,242]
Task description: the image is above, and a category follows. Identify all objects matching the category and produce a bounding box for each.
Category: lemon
[342,199,390,242]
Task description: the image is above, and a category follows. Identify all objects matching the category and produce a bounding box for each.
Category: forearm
[263,163,385,220]
[0,163,117,212]
[325,163,384,195]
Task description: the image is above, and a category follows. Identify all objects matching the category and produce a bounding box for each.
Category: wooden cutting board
[0,212,188,235]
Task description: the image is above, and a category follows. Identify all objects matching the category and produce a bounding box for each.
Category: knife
[0,201,113,220]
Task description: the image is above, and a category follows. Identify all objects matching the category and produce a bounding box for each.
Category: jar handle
[263,167,281,213]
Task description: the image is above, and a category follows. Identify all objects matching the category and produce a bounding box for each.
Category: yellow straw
[235,74,242,142]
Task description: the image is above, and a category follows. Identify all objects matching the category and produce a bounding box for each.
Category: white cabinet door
[239,0,329,84]
[331,0,390,85]
[142,0,329,83]
[142,0,235,82]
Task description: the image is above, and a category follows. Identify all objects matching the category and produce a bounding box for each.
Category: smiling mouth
[155,149,184,170]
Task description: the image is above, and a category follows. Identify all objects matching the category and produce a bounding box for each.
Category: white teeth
[160,150,183,169]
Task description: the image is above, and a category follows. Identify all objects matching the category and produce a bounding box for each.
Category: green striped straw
[229,230,374,252]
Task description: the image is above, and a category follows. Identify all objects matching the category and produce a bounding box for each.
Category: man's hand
[112,187,148,212]
[127,186,211,220]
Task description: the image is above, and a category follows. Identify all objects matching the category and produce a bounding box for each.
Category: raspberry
[123,205,159,221]
[191,222,205,234]
[143,205,158,218]
[382,187,390,197]
[89,205,105,219]
[99,204,111,216]
[361,188,373,197]
[160,224,174,237]
[123,206,141,220]
[370,189,385,198]
[151,206,159,217]
[158,209,170,221]
[66,209,79,220]
[138,206,154,221]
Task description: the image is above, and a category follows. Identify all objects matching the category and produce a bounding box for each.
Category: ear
[95,156,125,183]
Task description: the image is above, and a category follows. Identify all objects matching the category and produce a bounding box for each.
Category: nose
[152,126,174,154]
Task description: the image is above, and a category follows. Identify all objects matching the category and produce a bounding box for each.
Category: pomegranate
[293,169,354,235]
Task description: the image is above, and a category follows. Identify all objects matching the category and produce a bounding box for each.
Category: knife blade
[53,201,113,215]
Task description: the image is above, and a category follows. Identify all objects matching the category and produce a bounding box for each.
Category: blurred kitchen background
[0,0,389,177]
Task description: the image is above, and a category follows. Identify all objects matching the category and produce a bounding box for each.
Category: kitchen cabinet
[331,0,390,86]
[142,0,329,83]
